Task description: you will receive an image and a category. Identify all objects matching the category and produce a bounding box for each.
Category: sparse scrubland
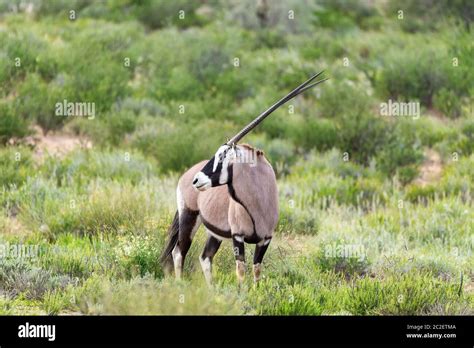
[0,0,473,315]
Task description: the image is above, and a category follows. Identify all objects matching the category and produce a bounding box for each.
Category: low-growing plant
[0,102,29,144]
[0,259,76,300]
[0,147,34,189]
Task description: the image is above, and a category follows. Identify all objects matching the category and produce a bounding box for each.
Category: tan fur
[177,145,278,240]
[229,150,278,239]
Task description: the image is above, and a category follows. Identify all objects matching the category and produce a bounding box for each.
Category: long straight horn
[226,71,327,145]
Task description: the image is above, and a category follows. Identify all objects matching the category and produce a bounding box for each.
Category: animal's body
[160,71,327,285]
[161,144,278,285]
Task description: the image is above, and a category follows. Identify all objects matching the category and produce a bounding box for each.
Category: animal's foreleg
[200,234,222,286]
[232,234,246,285]
[253,237,271,283]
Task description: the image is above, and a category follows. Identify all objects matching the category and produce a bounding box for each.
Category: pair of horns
[226,71,328,146]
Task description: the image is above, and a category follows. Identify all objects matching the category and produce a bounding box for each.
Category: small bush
[314,0,378,30]
[337,112,389,165]
[248,278,325,315]
[294,118,338,151]
[374,44,467,108]
[41,149,155,186]
[457,119,474,155]
[102,112,138,146]
[405,184,438,203]
[343,272,461,315]
[318,79,373,119]
[433,88,462,118]
[316,239,370,278]
[18,178,173,237]
[0,147,34,189]
[15,73,69,134]
[134,0,207,30]
[113,233,166,279]
[0,103,29,144]
[0,259,75,300]
[131,120,235,173]
[376,120,424,184]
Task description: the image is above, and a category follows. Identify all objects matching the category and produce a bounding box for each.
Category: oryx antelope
[160,72,327,285]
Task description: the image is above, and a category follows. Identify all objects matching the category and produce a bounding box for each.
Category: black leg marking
[177,208,199,266]
[202,235,222,261]
[232,234,245,262]
[254,238,271,264]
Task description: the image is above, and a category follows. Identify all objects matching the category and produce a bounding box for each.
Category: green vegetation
[0,0,472,315]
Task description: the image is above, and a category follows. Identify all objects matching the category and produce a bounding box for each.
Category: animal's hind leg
[172,209,200,280]
[253,237,271,283]
[199,233,222,286]
[232,234,246,285]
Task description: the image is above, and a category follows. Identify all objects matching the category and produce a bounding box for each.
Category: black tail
[160,211,179,267]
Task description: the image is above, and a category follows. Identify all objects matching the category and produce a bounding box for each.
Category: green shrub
[131,120,235,173]
[316,239,369,277]
[374,44,467,108]
[248,278,325,315]
[37,234,107,279]
[56,24,137,114]
[15,73,68,134]
[457,119,474,155]
[318,79,373,120]
[0,258,75,300]
[376,120,424,184]
[101,112,138,146]
[387,0,474,32]
[35,0,93,17]
[438,155,474,198]
[113,98,167,117]
[0,147,34,189]
[114,233,166,279]
[433,88,462,119]
[0,102,29,144]
[337,112,389,165]
[0,30,46,85]
[410,116,455,147]
[18,178,169,237]
[41,149,156,186]
[278,199,320,235]
[314,0,378,30]
[294,117,338,151]
[405,184,438,203]
[343,272,461,315]
[190,47,230,86]
[134,0,207,30]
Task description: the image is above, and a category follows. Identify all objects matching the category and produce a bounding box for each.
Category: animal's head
[192,144,236,191]
[192,71,328,192]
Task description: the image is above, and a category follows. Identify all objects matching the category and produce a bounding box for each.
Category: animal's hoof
[253,263,262,283]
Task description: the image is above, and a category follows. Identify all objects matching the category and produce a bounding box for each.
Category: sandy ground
[9,126,92,163]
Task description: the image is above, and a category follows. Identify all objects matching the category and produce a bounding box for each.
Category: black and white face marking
[192,144,236,191]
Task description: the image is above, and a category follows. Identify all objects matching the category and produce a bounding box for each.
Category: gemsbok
[161,72,327,285]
